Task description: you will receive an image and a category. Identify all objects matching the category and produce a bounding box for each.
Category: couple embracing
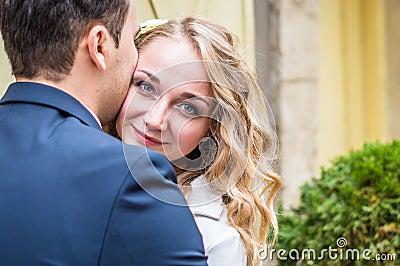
[0,1,280,265]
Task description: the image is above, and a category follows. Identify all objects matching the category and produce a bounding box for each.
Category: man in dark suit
[0,1,207,265]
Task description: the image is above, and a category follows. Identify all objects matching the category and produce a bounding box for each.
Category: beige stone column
[279,0,319,208]
[385,0,400,139]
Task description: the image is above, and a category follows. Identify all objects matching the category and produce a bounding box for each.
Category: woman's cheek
[178,122,207,156]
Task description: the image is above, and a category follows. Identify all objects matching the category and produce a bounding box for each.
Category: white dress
[187,176,247,266]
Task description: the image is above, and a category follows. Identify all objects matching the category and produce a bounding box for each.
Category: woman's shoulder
[192,205,241,248]
[187,176,225,220]
[187,176,246,265]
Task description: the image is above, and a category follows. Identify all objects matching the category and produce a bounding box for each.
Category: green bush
[276,140,400,266]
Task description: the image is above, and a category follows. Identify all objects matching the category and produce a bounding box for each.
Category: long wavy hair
[135,16,281,265]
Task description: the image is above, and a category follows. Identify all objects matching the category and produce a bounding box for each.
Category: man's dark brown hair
[0,0,130,81]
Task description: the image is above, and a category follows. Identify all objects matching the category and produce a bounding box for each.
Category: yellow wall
[136,0,255,64]
[0,40,14,97]
[318,0,388,166]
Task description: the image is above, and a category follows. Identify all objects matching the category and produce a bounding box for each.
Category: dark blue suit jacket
[0,82,207,265]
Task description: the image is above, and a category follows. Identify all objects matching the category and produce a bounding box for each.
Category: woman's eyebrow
[180,92,211,106]
[136,70,160,84]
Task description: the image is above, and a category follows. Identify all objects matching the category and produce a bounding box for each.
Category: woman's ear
[87,25,112,71]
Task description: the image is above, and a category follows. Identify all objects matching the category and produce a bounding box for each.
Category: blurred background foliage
[277,140,400,265]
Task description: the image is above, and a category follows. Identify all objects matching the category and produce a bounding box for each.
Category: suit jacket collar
[0,82,102,130]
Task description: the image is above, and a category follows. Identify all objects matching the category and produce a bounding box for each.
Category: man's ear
[87,25,112,71]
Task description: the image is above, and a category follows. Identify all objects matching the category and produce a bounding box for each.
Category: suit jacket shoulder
[0,82,207,265]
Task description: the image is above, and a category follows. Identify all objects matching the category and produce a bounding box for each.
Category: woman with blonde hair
[116,16,281,266]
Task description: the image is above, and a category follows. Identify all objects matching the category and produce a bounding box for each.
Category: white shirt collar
[80,102,102,128]
[187,176,225,220]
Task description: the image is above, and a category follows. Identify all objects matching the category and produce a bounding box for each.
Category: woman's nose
[144,98,169,132]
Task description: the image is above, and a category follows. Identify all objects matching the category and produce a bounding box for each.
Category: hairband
[135,18,169,40]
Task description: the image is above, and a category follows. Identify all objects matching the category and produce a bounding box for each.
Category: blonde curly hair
[135,16,281,266]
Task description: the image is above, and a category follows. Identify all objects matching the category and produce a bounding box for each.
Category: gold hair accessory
[135,18,168,40]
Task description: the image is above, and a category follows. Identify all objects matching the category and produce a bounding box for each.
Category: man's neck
[15,77,102,127]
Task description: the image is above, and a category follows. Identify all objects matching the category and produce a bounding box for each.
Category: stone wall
[385,0,400,139]
[279,0,320,208]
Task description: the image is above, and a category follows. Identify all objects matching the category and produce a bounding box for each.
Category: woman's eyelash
[136,81,154,93]
[135,80,144,86]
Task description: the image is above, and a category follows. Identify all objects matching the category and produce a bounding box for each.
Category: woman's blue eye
[136,81,154,93]
[180,103,199,116]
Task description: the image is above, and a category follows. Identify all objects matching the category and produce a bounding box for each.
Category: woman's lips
[133,126,165,146]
